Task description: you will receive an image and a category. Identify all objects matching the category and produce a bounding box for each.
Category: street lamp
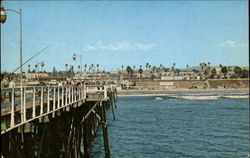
[72,53,83,73]
[1,6,24,121]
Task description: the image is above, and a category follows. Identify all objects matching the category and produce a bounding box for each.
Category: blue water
[91,96,249,158]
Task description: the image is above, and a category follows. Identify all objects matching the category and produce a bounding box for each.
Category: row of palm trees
[121,62,209,73]
[65,64,100,73]
[27,61,212,74]
[122,62,214,78]
[27,63,103,73]
[27,62,45,73]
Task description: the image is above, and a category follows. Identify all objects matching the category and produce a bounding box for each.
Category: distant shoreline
[117,88,249,97]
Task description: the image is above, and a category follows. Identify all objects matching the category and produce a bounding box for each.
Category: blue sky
[1,0,248,72]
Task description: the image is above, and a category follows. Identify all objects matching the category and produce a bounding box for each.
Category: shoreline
[117,88,249,97]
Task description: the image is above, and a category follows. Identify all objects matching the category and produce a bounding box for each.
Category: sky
[1,0,249,72]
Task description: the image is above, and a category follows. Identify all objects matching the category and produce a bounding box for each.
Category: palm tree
[207,62,211,73]
[126,66,133,78]
[91,64,94,72]
[159,64,163,72]
[121,65,124,71]
[70,65,74,76]
[84,64,87,72]
[221,66,228,78]
[152,66,157,72]
[35,64,38,73]
[28,64,31,73]
[219,64,223,76]
[65,64,68,71]
[146,62,149,71]
[138,68,143,78]
[96,64,99,72]
[41,62,45,72]
[78,65,81,72]
[200,63,204,72]
[133,66,136,72]
[204,63,207,69]
[186,64,189,71]
[172,63,176,72]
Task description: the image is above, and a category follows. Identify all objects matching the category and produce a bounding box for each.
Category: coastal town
[1,62,249,91]
[1,1,249,158]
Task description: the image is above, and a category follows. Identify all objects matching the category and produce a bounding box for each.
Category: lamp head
[72,53,76,60]
[0,7,7,23]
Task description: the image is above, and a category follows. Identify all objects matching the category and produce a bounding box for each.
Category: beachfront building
[24,72,49,79]
[160,71,200,80]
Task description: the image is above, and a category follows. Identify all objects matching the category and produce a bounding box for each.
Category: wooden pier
[1,84,118,158]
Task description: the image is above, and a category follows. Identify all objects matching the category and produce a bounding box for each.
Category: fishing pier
[1,84,118,158]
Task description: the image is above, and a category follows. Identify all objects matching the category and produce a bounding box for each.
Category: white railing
[1,84,114,134]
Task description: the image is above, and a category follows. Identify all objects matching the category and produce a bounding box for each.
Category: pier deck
[1,84,117,158]
[1,84,116,134]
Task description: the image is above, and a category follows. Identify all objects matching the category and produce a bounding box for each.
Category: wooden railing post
[80,84,82,100]
[32,87,36,118]
[20,87,23,122]
[40,87,43,115]
[65,87,68,105]
[71,86,73,103]
[57,86,60,108]
[74,86,77,102]
[69,86,71,104]
[83,85,86,99]
[104,86,107,99]
[62,86,64,107]
[10,88,15,127]
[23,87,26,121]
[47,86,50,113]
[53,86,56,117]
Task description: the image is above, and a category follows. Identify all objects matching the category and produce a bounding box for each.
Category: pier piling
[1,84,117,158]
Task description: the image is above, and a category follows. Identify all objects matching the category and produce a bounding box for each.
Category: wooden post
[40,87,43,115]
[10,88,15,127]
[62,87,64,107]
[47,86,50,113]
[83,85,86,99]
[57,86,60,109]
[104,86,107,99]
[53,87,56,117]
[100,101,110,158]
[110,99,115,120]
[74,86,76,102]
[69,86,71,104]
[83,119,89,157]
[23,87,26,121]
[65,87,68,105]
[32,87,36,118]
[71,86,74,103]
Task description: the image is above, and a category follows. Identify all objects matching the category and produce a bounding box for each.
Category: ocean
[90,96,249,158]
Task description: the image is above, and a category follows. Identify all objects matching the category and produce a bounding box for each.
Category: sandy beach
[117,88,249,98]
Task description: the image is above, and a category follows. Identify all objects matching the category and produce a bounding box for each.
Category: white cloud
[83,41,155,51]
[218,40,247,48]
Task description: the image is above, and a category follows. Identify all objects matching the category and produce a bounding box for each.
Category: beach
[117,88,249,98]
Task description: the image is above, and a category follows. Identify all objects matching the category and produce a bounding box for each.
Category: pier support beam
[100,101,110,158]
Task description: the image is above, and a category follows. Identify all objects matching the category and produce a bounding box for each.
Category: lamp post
[72,53,83,73]
[1,6,24,121]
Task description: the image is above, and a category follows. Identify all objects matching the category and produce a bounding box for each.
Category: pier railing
[1,84,114,134]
